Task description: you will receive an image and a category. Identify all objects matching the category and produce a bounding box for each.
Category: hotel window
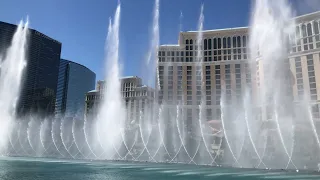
[296,26,302,51]
[218,38,222,49]
[204,39,208,50]
[223,38,227,49]
[307,55,317,100]
[227,37,231,48]
[314,21,320,48]
[208,39,212,50]
[243,36,247,47]
[237,36,241,47]
[302,24,313,51]
[307,23,314,50]
[295,57,303,99]
[233,37,237,47]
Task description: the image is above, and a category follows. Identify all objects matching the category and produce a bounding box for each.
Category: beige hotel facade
[157,11,320,123]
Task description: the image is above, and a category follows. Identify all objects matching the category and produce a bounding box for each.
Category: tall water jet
[179,11,183,32]
[95,2,124,158]
[0,19,29,154]
[196,4,213,164]
[146,0,160,77]
[249,0,296,168]
[144,0,164,161]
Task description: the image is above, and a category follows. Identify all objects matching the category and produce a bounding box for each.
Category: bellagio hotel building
[157,11,320,124]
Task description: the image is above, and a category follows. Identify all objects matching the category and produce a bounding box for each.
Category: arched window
[302,24,307,37]
[213,38,217,49]
[307,23,313,36]
[313,21,319,34]
[243,36,247,47]
[190,39,193,44]
[314,21,320,48]
[204,39,208,50]
[237,36,241,47]
[314,21,319,35]
[186,39,189,44]
[217,38,221,49]
[307,23,314,49]
[227,37,231,48]
[208,39,212,49]
[233,37,237,47]
[296,26,300,38]
[223,38,227,48]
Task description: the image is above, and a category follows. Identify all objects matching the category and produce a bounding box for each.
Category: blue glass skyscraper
[56,59,96,118]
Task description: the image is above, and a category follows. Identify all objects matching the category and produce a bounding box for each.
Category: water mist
[0,20,28,154]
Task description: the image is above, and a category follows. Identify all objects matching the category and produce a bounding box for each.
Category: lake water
[0,157,319,180]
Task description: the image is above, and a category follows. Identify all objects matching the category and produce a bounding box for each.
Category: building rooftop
[121,76,139,79]
[295,10,320,21]
[160,44,180,46]
[0,21,62,44]
[88,90,98,93]
[185,27,248,33]
[61,59,95,75]
[159,10,320,47]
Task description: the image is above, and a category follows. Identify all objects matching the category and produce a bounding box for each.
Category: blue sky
[0,0,319,83]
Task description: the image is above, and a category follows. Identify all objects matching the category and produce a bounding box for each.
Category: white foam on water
[120,166,148,169]
[235,172,285,177]
[142,167,169,170]
[160,170,185,173]
[206,172,243,177]
[176,171,203,176]
[262,174,320,179]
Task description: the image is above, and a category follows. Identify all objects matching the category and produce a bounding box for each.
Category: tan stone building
[85,76,155,121]
[289,11,320,119]
[158,27,251,123]
[158,11,320,122]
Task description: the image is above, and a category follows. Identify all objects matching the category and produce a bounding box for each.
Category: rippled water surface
[0,157,319,180]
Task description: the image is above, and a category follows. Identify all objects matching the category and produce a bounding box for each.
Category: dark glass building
[0,21,61,117]
[55,59,96,118]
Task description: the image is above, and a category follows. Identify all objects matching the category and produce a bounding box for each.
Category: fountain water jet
[83,117,97,159]
[249,0,297,169]
[196,4,215,164]
[60,118,75,159]
[243,92,266,168]
[220,97,241,167]
[51,119,64,157]
[307,103,320,155]
[2,0,320,171]
[95,2,125,158]
[0,19,28,153]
